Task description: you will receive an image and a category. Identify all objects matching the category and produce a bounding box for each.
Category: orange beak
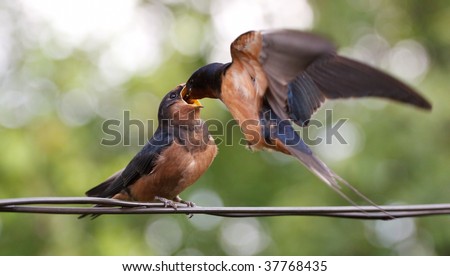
[181,85,203,108]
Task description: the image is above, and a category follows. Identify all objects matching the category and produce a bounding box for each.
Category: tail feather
[284,141,386,213]
[85,182,110,197]
[85,169,124,197]
[264,108,390,215]
[79,169,124,219]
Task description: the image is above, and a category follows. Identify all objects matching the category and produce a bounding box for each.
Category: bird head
[182,63,229,102]
[158,84,203,125]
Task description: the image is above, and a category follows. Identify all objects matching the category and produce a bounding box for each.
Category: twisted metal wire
[1,197,450,219]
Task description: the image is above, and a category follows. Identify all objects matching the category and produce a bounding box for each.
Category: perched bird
[81,84,217,217]
[182,29,432,204]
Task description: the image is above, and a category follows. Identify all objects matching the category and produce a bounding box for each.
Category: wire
[1,197,450,219]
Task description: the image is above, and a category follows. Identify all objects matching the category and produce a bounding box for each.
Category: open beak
[181,85,203,108]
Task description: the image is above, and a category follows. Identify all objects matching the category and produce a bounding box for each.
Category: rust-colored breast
[222,31,271,151]
[125,133,217,202]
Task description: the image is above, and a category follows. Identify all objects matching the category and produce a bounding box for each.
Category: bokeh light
[209,0,314,62]
[189,189,224,231]
[316,121,365,163]
[145,217,183,255]
[374,218,416,247]
[219,218,271,255]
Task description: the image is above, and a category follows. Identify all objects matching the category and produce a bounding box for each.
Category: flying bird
[181,29,431,204]
[81,85,217,217]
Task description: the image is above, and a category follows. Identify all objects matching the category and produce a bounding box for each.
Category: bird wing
[92,128,173,198]
[232,29,431,127]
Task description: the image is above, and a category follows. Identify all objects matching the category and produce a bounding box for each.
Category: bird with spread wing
[181,29,431,205]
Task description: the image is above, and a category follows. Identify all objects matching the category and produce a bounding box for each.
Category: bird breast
[128,137,217,202]
[221,63,269,151]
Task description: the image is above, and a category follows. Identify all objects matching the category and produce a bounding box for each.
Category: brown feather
[127,139,217,202]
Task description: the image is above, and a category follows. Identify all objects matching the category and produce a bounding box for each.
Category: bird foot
[155,196,178,210]
[173,196,196,218]
[180,200,196,207]
[174,196,196,207]
[245,142,255,152]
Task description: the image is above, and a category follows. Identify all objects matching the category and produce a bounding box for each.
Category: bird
[81,84,217,217]
[181,29,432,205]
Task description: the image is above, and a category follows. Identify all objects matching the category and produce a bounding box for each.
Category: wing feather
[255,29,431,126]
[90,129,173,198]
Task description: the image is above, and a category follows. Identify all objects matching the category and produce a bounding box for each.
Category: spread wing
[232,29,432,127]
[86,128,173,198]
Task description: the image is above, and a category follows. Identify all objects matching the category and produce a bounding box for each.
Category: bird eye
[169,93,177,99]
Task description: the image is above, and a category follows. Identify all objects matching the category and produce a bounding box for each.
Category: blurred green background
[0,0,449,255]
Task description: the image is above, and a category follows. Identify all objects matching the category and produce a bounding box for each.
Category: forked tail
[261,107,392,217]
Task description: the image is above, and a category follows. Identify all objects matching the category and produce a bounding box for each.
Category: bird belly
[221,67,270,151]
[127,140,217,202]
